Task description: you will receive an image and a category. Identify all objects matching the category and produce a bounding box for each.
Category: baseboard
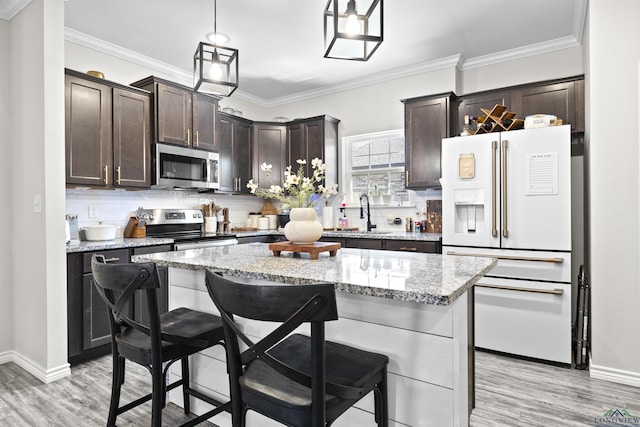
[0,350,12,364]
[590,363,640,387]
[1,351,71,384]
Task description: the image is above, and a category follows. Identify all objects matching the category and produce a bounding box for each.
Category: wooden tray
[232,227,258,232]
[268,241,341,260]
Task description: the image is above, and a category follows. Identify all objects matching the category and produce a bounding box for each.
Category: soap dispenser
[339,206,348,229]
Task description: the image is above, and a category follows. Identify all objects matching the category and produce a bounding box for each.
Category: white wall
[0,17,13,356]
[9,0,69,380]
[587,0,640,384]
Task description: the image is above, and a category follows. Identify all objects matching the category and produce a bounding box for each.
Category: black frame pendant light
[324,0,383,61]
[194,0,238,96]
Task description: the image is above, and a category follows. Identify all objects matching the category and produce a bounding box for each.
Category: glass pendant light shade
[194,41,238,96]
[324,0,383,61]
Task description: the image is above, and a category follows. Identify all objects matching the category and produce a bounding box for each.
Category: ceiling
[29,1,588,106]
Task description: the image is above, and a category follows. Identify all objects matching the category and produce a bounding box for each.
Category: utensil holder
[123,217,146,238]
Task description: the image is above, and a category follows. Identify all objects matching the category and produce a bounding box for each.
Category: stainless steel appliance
[142,208,237,249]
[153,144,219,190]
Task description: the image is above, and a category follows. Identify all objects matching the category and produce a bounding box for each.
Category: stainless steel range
[140,208,238,250]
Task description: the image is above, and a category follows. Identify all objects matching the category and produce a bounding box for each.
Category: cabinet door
[253,124,287,189]
[287,122,305,168]
[65,75,112,186]
[192,93,218,150]
[217,114,235,191]
[82,273,113,350]
[234,120,253,193]
[305,119,325,169]
[156,82,192,146]
[458,91,509,136]
[113,87,151,188]
[511,82,577,132]
[346,238,383,250]
[404,96,451,189]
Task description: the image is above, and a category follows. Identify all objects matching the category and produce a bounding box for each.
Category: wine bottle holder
[474,104,524,134]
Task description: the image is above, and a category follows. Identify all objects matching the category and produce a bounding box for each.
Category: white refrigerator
[441,125,573,364]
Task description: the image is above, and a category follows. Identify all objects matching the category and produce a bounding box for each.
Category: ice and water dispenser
[453,189,486,234]
[452,153,487,235]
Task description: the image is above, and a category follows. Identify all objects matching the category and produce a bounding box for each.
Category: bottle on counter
[405,217,413,232]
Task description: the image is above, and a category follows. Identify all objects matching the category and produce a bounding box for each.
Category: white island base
[165,268,474,427]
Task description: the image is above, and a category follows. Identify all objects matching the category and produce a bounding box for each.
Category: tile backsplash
[66,188,442,236]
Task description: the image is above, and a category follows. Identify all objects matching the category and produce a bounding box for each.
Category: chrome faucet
[359,194,376,232]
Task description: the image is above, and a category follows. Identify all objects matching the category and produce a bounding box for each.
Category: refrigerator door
[442,133,500,248]
[500,125,572,251]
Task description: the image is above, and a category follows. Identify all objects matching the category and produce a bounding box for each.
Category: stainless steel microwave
[153,143,219,190]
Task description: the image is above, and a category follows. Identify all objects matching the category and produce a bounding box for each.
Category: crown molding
[65,26,583,108]
[0,0,31,20]
[461,36,582,71]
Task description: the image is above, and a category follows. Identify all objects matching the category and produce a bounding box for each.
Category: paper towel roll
[322,207,334,229]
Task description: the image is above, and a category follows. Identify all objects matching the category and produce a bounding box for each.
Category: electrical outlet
[33,194,42,213]
[88,204,99,219]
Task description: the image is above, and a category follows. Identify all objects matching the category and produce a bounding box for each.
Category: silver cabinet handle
[447,251,564,263]
[476,283,563,295]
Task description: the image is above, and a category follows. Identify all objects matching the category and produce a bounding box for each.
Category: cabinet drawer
[132,244,173,255]
[82,248,129,273]
[474,277,572,364]
[385,240,436,253]
[345,238,382,249]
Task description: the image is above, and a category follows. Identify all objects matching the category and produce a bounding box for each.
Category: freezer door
[442,133,500,248]
[501,126,572,251]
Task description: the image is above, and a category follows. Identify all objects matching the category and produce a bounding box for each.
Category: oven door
[154,143,219,189]
[174,238,238,251]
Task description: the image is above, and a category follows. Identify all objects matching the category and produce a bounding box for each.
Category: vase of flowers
[247,158,338,244]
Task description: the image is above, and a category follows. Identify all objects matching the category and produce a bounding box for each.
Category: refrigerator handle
[492,140,498,237]
[502,139,509,238]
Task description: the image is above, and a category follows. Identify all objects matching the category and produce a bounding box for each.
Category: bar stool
[91,255,230,427]
[204,269,389,427]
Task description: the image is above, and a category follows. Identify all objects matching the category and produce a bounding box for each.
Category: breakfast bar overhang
[133,243,496,427]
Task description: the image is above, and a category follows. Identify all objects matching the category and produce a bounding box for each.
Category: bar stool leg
[151,362,163,427]
[181,356,191,414]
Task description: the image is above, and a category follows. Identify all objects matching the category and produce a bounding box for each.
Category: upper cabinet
[287,116,339,190]
[402,93,458,189]
[217,112,253,193]
[65,69,151,189]
[253,123,287,189]
[131,76,219,151]
[458,76,585,136]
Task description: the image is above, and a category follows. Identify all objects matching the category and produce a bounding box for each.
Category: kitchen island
[132,243,496,427]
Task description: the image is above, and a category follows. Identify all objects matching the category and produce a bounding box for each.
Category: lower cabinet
[320,237,440,253]
[67,245,171,365]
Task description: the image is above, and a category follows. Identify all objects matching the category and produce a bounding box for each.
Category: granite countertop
[66,237,175,253]
[132,243,495,305]
[235,229,442,241]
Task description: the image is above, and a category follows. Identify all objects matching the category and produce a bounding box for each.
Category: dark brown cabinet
[384,240,437,253]
[112,87,152,187]
[457,76,585,136]
[65,70,151,188]
[65,73,112,187]
[253,123,287,189]
[131,76,218,151]
[287,116,339,190]
[402,93,457,189]
[218,112,253,193]
[67,245,171,365]
[511,79,583,133]
[457,90,510,135]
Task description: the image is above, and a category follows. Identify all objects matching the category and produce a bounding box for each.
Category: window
[342,129,405,202]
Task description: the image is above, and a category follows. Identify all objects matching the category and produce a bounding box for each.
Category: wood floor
[1,350,639,426]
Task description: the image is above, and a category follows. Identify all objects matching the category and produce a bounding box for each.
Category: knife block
[124,217,146,238]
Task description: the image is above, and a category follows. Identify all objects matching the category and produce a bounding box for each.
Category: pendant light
[324,0,383,61]
[194,0,238,96]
